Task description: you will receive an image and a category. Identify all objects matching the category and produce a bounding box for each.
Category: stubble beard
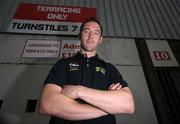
[80,43,97,53]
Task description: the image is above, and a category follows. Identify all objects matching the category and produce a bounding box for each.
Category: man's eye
[92,31,100,35]
[94,32,100,35]
[83,30,89,33]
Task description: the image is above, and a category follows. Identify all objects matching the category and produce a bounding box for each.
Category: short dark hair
[79,17,103,35]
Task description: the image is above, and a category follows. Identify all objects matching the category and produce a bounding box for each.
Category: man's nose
[87,32,93,39]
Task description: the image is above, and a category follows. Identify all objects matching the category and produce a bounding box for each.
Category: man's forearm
[77,86,134,114]
[59,100,107,120]
[39,84,107,121]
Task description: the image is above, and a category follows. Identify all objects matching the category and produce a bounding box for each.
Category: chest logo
[69,63,79,71]
[95,66,105,75]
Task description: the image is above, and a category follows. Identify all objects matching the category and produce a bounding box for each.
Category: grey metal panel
[157,0,175,38]
[2,0,21,31]
[110,0,123,37]
[117,0,131,37]
[0,0,15,31]
[154,0,173,39]
[84,0,91,7]
[78,0,86,7]
[36,0,45,4]
[128,0,144,38]
[91,0,96,7]
[0,0,179,39]
[148,0,167,39]
[134,0,152,38]
[104,0,115,36]
[164,0,180,39]
[0,0,7,15]
[142,0,159,38]
[64,0,73,6]
[97,0,108,35]
[172,0,180,15]
[58,0,66,5]
[122,0,137,37]
[97,38,141,65]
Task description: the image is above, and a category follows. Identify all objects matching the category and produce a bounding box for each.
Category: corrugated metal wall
[0,0,179,39]
[156,67,180,123]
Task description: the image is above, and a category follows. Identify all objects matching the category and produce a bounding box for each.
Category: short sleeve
[44,59,68,87]
[107,63,128,87]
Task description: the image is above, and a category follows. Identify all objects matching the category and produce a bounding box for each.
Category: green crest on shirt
[95,66,105,75]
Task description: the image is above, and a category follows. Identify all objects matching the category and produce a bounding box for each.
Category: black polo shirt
[45,52,128,124]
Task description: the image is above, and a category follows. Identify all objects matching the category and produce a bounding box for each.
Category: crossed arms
[39,83,134,120]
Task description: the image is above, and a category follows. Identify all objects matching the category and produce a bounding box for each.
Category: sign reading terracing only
[7,3,96,35]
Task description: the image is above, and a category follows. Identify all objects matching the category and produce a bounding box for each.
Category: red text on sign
[153,51,171,60]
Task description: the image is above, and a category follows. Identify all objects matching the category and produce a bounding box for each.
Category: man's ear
[99,36,103,44]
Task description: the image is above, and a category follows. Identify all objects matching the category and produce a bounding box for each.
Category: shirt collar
[75,52,99,60]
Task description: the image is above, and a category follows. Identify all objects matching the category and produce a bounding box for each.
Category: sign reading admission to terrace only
[22,39,80,58]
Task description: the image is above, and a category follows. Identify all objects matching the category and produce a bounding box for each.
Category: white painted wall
[0,34,158,124]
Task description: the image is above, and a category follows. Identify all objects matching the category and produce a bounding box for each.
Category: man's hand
[108,83,122,90]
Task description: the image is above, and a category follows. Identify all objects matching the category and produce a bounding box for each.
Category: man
[39,17,134,124]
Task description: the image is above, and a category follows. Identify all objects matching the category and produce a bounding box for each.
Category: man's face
[80,21,102,52]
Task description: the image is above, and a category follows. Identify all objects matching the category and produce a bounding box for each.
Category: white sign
[22,39,80,58]
[8,19,81,35]
[60,40,80,58]
[22,39,61,58]
[146,40,178,67]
